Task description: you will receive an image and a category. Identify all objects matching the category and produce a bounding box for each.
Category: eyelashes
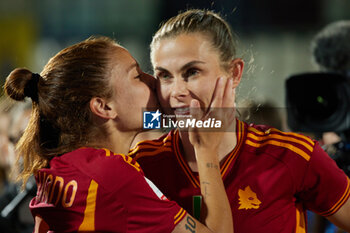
[156,67,201,81]
[156,72,171,80]
[184,68,199,78]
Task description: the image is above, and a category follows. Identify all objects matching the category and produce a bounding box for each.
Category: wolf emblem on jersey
[238,186,261,210]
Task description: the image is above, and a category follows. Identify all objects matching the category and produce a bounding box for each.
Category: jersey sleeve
[93,152,187,232]
[297,142,350,216]
[116,160,186,232]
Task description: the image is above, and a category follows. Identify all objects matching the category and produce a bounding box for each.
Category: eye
[135,74,142,79]
[156,71,171,80]
[184,68,199,78]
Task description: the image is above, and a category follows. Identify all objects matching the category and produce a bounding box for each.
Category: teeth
[176,107,189,112]
[174,107,190,116]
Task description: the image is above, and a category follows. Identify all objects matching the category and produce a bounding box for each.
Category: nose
[171,77,189,99]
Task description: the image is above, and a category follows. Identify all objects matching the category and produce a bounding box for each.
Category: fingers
[209,77,225,109]
[222,78,235,108]
[206,77,236,132]
[209,77,235,110]
[190,98,201,108]
[188,99,202,145]
[190,99,203,120]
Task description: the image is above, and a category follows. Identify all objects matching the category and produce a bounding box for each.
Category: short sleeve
[94,154,186,233]
[118,164,186,232]
[298,142,350,216]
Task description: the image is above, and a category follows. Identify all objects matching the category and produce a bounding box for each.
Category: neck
[179,120,237,172]
[107,130,138,155]
[89,124,138,155]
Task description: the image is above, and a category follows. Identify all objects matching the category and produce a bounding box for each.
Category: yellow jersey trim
[78,179,98,231]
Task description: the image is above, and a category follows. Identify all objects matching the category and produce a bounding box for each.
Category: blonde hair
[151,9,238,66]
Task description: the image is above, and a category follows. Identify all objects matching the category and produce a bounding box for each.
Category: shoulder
[243,123,316,163]
[129,130,175,160]
[61,147,140,169]
[130,130,166,148]
[59,148,143,189]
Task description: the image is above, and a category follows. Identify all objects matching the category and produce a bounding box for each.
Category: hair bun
[4,68,41,102]
[24,73,41,101]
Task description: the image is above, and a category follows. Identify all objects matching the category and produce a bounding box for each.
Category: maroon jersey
[130,119,350,233]
[30,147,186,232]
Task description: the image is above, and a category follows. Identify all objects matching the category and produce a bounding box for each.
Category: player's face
[110,47,157,130]
[151,33,233,116]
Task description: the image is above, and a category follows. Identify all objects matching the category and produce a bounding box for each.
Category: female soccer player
[130,9,350,233]
[4,36,234,232]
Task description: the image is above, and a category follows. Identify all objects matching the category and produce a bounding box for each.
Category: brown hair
[4,36,119,185]
[151,9,238,67]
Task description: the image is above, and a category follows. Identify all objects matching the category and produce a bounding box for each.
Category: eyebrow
[126,63,139,73]
[155,60,205,73]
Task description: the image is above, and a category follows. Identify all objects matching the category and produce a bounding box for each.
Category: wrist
[194,146,218,154]
[194,148,220,164]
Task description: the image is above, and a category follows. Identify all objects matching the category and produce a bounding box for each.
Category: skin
[327,203,350,232]
[90,46,158,155]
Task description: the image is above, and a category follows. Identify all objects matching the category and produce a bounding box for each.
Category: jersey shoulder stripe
[248,127,314,148]
[246,139,311,161]
[318,177,350,217]
[174,208,187,225]
[129,132,173,160]
[131,147,173,160]
[246,126,315,161]
[119,153,141,172]
[101,148,142,172]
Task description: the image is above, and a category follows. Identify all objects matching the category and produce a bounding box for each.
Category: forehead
[109,46,137,87]
[111,46,135,68]
[152,33,220,66]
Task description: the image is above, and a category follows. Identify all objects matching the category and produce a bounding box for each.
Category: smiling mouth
[173,107,190,117]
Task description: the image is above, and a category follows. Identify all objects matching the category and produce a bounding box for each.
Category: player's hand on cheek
[188,77,235,152]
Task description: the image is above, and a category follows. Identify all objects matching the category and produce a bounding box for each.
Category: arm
[173,213,217,233]
[298,142,350,232]
[172,146,232,233]
[33,215,49,233]
[180,77,235,233]
[194,147,233,233]
[327,197,350,231]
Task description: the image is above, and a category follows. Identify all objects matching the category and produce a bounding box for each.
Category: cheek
[188,81,215,103]
[156,84,171,106]
[139,85,154,106]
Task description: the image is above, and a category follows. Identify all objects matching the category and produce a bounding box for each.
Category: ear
[228,58,244,88]
[90,97,117,119]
